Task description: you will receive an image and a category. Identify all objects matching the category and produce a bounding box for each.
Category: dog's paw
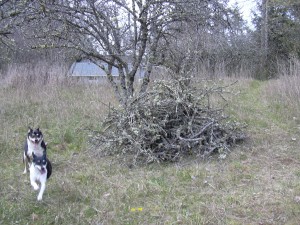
[37,195,43,201]
[23,170,27,174]
[32,183,39,191]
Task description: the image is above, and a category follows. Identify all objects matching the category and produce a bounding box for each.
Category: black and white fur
[30,151,52,201]
[23,128,47,174]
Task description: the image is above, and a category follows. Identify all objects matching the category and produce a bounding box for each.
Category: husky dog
[23,127,47,174]
[30,152,52,201]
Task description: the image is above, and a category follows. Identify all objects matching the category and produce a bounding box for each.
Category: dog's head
[27,127,43,145]
[32,152,47,174]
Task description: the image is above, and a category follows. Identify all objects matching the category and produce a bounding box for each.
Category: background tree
[253,0,300,78]
[0,0,68,72]
[0,0,24,70]
[157,0,255,78]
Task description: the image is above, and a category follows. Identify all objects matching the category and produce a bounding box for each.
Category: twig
[178,121,214,141]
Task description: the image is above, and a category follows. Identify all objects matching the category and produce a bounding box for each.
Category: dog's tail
[46,158,52,179]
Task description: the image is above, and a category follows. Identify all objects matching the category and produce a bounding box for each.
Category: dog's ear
[37,127,40,132]
[28,127,33,133]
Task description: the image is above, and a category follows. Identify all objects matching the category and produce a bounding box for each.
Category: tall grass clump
[264,58,300,116]
[2,60,71,88]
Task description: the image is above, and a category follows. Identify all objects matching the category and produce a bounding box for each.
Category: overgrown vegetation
[96,78,246,164]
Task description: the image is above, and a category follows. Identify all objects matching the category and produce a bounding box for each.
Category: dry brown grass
[1,61,71,88]
[263,58,300,126]
[265,75,300,114]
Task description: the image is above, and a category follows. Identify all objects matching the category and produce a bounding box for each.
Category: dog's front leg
[37,181,46,201]
[23,153,28,174]
[30,180,39,191]
[30,172,39,191]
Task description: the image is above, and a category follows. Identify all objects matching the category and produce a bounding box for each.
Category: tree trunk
[260,0,269,79]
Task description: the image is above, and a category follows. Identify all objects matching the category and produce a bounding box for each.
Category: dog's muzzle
[40,167,46,174]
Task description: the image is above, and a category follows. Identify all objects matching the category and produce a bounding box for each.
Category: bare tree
[19,0,186,106]
[0,0,26,65]
[0,0,15,46]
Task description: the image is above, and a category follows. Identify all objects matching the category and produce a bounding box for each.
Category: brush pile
[95,78,246,164]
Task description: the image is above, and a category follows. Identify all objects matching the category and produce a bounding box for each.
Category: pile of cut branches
[94,78,246,164]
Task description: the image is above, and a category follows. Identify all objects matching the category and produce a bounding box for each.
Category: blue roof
[70,61,118,77]
[70,60,145,77]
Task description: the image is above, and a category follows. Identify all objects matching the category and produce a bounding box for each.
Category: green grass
[1,78,300,224]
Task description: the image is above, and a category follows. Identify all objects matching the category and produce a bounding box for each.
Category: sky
[229,0,258,27]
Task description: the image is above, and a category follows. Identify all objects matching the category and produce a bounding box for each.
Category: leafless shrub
[94,77,246,165]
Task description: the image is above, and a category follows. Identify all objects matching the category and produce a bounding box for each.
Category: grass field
[1,76,300,224]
